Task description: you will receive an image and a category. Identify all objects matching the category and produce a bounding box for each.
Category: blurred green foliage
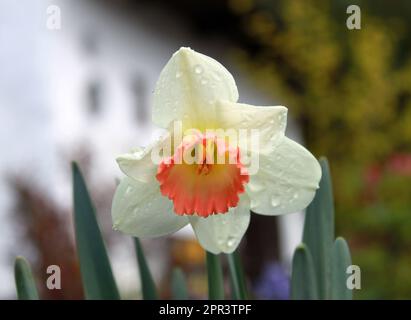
[229,0,411,298]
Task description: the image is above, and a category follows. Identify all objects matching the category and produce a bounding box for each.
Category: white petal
[189,195,251,254]
[214,100,288,152]
[116,148,156,184]
[247,136,321,215]
[153,47,239,129]
[112,177,188,237]
[116,132,171,183]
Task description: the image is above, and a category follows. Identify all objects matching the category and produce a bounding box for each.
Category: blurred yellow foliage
[231,0,411,298]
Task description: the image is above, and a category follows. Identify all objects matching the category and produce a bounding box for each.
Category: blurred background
[0,0,410,299]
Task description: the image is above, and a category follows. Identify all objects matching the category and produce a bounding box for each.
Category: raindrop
[200,77,208,85]
[175,71,182,78]
[125,186,133,195]
[217,237,225,246]
[250,198,259,208]
[194,65,203,74]
[293,193,299,199]
[248,182,264,192]
[227,237,236,247]
[271,196,280,207]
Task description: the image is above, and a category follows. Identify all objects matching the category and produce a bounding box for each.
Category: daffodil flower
[112,47,321,254]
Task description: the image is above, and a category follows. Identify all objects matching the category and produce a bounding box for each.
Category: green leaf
[291,244,318,300]
[72,162,120,300]
[134,238,158,299]
[206,251,224,300]
[227,251,248,300]
[331,237,353,300]
[14,256,39,300]
[302,157,334,299]
[171,268,188,300]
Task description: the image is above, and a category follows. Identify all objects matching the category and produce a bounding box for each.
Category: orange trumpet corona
[156,133,249,217]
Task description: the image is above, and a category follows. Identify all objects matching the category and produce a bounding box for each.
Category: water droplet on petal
[227,237,236,247]
[217,237,225,246]
[271,196,280,207]
[194,65,203,74]
[175,71,182,78]
[293,193,299,199]
[125,186,133,195]
[250,198,259,208]
[248,182,264,193]
[200,77,208,85]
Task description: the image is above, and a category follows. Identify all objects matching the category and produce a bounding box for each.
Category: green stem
[227,251,248,299]
[206,252,224,300]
